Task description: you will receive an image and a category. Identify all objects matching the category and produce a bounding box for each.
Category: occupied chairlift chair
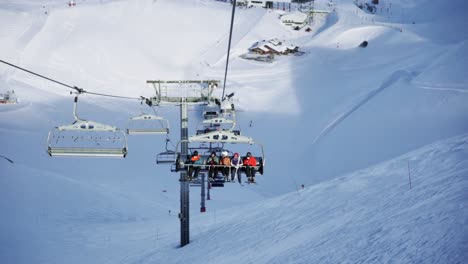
[174,130,265,176]
[47,94,128,158]
[179,99,263,178]
[126,98,169,135]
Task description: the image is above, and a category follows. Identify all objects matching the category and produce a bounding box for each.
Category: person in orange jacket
[187,151,203,181]
[243,152,257,183]
[219,151,231,181]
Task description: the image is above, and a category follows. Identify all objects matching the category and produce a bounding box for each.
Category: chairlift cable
[1,59,75,90]
[85,91,140,100]
[221,0,237,101]
[0,59,140,100]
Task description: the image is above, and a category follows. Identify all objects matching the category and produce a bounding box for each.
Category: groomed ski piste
[0,0,467,263]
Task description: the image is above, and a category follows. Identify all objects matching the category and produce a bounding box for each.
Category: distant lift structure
[126,97,169,135]
[47,93,128,158]
[0,90,18,104]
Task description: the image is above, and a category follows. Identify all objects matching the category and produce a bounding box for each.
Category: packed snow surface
[0,0,467,263]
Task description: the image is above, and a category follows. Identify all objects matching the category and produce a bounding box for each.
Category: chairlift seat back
[47,128,128,158]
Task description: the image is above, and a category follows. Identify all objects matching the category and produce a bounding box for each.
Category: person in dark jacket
[206,151,219,181]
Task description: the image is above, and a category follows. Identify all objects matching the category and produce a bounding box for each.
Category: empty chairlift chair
[156,138,178,164]
[47,94,128,158]
[126,98,169,135]
[126,114,169,135]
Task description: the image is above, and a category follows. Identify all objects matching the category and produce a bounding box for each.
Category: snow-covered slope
[2,131,466,263]
[0,0,467,263]
[150,133,468,264]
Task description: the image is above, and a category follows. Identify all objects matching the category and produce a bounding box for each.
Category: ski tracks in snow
[413,83,468,94]
[312,70,414,145]
[1,8,48,80]
[16,11,47,52]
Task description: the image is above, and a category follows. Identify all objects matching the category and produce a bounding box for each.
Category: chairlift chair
[156,150,177,164]
[203,104,220,120]
[196,108,239,136]
[127,114,169,135]
[126,98,170,135]
[47,94,128,158]
[173,131,265,177]
[156,138,178,164]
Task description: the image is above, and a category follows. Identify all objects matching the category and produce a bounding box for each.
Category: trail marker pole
[201,173,206,212]
[407,161,412,190]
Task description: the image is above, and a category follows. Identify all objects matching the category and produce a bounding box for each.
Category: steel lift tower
[147,80,220,247]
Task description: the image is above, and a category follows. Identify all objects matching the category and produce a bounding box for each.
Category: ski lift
[126,98,169,135]
[47,94,128,158]
[156,138,178,164]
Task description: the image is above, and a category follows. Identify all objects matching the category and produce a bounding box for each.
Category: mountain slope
[119,133,468,264]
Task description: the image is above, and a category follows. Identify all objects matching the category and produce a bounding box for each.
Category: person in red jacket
[243,152,257,183]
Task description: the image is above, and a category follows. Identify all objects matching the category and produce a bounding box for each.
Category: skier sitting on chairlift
[243,152,257,183]
[206,151,219,181]
[187,151,203,181]
[219,151,231,182]
[230,152,243,183]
